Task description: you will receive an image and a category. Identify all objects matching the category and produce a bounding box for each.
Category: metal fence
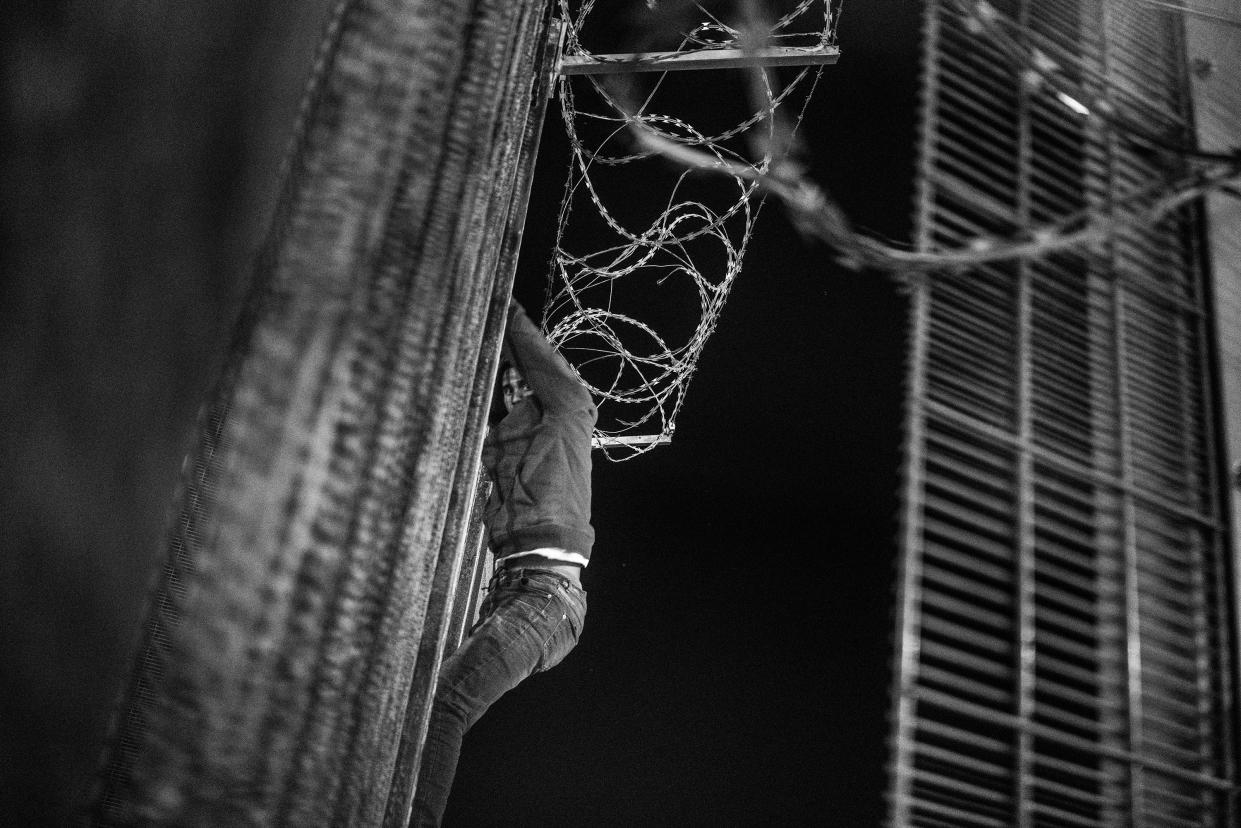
[888,1,1240,825]
[89,1,555,823]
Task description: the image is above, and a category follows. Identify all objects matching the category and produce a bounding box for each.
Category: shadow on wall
[0,1,333,822]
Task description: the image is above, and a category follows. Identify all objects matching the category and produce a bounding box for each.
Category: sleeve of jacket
[505,300,594,416]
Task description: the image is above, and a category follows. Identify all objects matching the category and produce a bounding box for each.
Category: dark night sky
[447,3,922,824]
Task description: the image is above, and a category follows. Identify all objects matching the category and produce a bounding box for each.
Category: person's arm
[504,300,593,414]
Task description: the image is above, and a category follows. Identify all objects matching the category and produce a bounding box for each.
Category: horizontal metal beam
[591,434,673,449]
[909,687,1240,794]
[559,44,841,76]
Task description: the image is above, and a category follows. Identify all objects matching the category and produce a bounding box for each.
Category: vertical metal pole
[1011,4,1038,821]
[1184,11,1241,815]
[1094,2,1147,821]
[887,4,943,824]
[1174,13,1234,824]
[1111,159,1148,828]
[445,479,494,654]
[1185,3,1241,817]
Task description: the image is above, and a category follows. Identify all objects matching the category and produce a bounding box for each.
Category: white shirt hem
[497,547,588,567]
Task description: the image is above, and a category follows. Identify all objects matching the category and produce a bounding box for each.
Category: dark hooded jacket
[481,301,596,562]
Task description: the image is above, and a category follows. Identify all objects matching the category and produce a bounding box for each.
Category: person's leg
[412,570,586,826]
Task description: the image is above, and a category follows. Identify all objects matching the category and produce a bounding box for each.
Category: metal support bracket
[559,43,841,76]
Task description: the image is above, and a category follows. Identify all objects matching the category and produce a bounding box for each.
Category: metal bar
[1093,5,1149,823]
[917,742,1013,781]
[886,3,944,823]
[591,434,672,448]
[911,686,1239,793]
[1181,15,1240,817]
[909,797,1010,828]
[923,399,1224,531]
[559,44,840,76]
[445,480,492,653]
[1174,128,1222,822]
[918,664,1013,706]
[915,768,1014,809]
[1013,3,1037,820]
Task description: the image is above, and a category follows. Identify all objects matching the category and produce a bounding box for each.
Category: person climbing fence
[412,299,595,826]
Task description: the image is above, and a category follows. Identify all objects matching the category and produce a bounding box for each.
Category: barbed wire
[633,0,1240,280]
[546,0,841,459]
[634,127,1241,272]
[544,0,1237,459]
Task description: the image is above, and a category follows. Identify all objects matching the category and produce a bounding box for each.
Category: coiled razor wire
[545,0,842,459]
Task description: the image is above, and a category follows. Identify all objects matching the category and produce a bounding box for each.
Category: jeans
[412,568,587,826]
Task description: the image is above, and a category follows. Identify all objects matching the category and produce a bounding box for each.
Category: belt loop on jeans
[500,567,570,591]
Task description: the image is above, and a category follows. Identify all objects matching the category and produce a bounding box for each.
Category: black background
[447,2,922,824]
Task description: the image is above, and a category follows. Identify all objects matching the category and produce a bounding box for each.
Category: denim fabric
[412,568,587,827]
